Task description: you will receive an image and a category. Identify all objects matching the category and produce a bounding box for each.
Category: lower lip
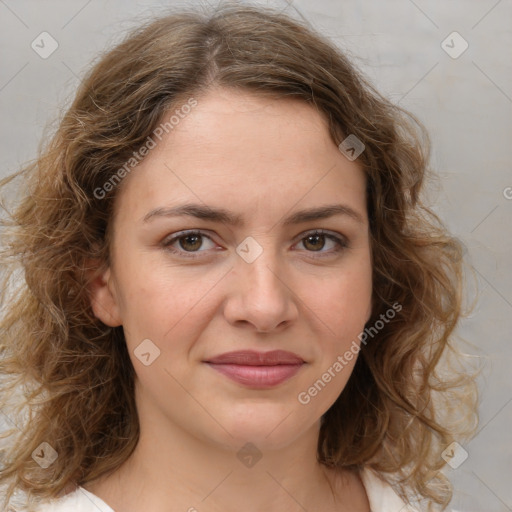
[205,363,304,388]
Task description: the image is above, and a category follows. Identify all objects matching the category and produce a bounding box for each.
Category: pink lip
[204,350,305,388]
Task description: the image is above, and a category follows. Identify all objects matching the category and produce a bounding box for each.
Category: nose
[223,249,299,334]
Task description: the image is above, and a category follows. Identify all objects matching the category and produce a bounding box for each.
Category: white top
[27,467,439,512]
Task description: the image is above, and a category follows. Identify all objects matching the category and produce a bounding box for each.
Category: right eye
[161,230,222,259]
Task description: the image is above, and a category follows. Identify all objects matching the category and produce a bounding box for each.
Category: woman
[0,3,478,511]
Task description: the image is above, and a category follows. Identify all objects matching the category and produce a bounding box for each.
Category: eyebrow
[142,202,365,226]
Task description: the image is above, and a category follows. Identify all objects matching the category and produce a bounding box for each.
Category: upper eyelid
[163,229,217,245]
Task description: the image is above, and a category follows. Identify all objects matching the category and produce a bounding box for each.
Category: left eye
[295,231,345,253]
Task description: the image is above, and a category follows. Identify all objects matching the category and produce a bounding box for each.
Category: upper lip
[205,350,305,365]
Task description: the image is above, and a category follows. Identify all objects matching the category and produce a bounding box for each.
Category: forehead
[112,88,367,226]
[161,88,334,157]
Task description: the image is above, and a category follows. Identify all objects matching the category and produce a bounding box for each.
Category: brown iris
[179,234,203,251]
[302,233,325,251]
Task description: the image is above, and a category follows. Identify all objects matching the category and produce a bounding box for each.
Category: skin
[87,87,373,512]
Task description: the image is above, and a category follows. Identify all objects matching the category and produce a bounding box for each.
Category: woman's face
[91,88,372,451]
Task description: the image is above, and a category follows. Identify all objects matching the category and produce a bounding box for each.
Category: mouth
[203,350,306,389]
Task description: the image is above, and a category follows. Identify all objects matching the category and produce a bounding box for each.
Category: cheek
[115,261,226,351]
[296,265,372,412]
[310,261,372,341]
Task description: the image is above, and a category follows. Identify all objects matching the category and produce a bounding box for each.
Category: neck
[82,388,368,512]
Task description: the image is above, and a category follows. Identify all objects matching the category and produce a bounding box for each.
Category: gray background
[1,1,511,511]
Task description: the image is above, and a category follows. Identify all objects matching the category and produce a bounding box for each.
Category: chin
[206,405,317,452]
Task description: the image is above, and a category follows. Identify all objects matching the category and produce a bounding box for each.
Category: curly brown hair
[0,3,478,511]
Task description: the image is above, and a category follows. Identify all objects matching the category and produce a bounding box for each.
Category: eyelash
[161,229,349,260]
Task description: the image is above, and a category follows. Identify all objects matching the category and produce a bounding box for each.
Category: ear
[87,262,123,327]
